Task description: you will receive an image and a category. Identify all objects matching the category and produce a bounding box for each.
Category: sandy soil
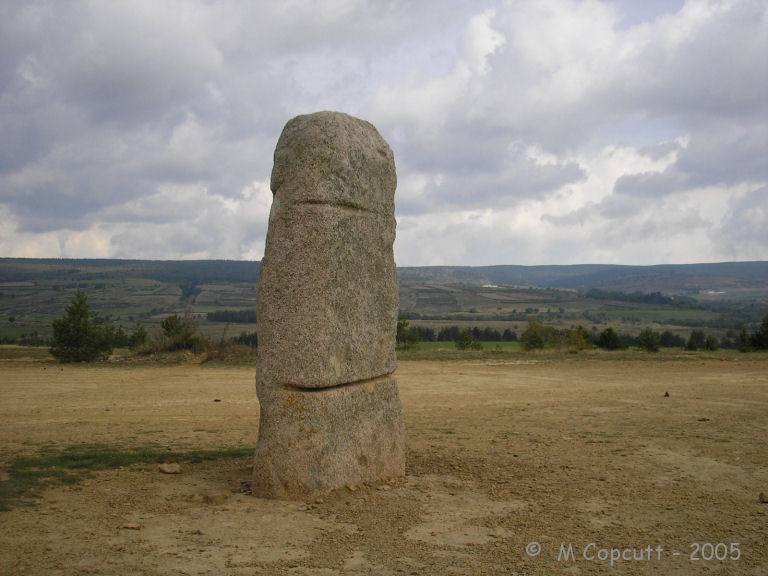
[0,356,766,575]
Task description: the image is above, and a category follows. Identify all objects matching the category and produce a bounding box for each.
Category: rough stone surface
[252,376,405,499]
[257,111,398,389]
[253,111,405,499]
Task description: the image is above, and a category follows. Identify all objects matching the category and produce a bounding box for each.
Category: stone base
[252,375,405,499]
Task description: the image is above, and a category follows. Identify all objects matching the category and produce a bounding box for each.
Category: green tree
[751,314,768,350]
[597,327,625,350]
[660,330,685,348]
[455,329,482,350]
[111,325,129,348]
[50,290,114,362]
[520,319,545,350]
[128,321,148,350]
[637,327,660,352]
[502,328,517,342]
[738,327,752,352]
[396,319,419,351]
[703,335,719,351]
[161,314,183,338]
[686,329,706,351]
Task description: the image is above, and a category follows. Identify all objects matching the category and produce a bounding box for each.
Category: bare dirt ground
[1,354,766,575]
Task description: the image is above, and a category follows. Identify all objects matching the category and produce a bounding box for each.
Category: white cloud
[0,0,765,265]
[717,185,768,261]
[105,180,274,260]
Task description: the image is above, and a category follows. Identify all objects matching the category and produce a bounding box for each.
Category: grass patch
[0,345,55,361]
[414,341,523,352]
[396,346,756,362]
[0,443,253,511]
[201,343,258,365]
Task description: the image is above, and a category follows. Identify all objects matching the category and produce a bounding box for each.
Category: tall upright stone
[253,111,405,499]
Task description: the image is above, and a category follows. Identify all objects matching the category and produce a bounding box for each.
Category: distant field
[598,307,720,324]
[407,340,708,354]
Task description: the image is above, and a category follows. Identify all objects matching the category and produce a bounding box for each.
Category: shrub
[597,327,625,350]
[570,325,592,350]
[128,322,148,350]
[637,327,660,352]
[455,329,482,350]
[396,319,419,350]
[703,335,719,351]
[520,320,545,350]
[156,311,205,352]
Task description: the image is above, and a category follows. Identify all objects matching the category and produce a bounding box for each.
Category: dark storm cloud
[398,156,586,216]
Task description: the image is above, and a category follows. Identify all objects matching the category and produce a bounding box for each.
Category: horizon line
[1,256,765,268]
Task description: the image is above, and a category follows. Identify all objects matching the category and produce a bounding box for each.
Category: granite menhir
[253,111,405,499]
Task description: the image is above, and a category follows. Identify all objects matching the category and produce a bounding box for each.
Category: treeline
[26,288,768,362]
[404,325,518,343]
[399,320,723,350]
[592,328,725,351]
[231,331,258,348]
[396,320,522,351]
[397,316,768,354]
[515,321,736,352]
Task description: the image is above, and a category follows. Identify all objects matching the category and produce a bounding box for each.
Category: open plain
[1,351,766,575]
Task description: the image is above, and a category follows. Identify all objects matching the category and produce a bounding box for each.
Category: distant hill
[2,258,767,294]
[0,258,260,285]
[398,262,768,293]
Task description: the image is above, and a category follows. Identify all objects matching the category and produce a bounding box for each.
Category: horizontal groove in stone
[294,198,377,214]
[279,371,396,392]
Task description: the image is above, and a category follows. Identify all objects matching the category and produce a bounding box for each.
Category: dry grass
[1,354,766,574]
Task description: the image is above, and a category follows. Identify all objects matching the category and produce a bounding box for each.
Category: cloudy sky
[0,0,766,266]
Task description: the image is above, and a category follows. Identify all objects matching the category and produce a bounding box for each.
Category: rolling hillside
[398,261,768,293]
[1,258,767,344]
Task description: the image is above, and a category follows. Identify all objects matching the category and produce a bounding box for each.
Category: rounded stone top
[270,111,396,215]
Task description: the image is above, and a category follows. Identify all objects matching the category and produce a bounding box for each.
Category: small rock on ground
[158,463,181,474]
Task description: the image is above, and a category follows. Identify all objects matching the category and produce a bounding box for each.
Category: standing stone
[253,111,405,499]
